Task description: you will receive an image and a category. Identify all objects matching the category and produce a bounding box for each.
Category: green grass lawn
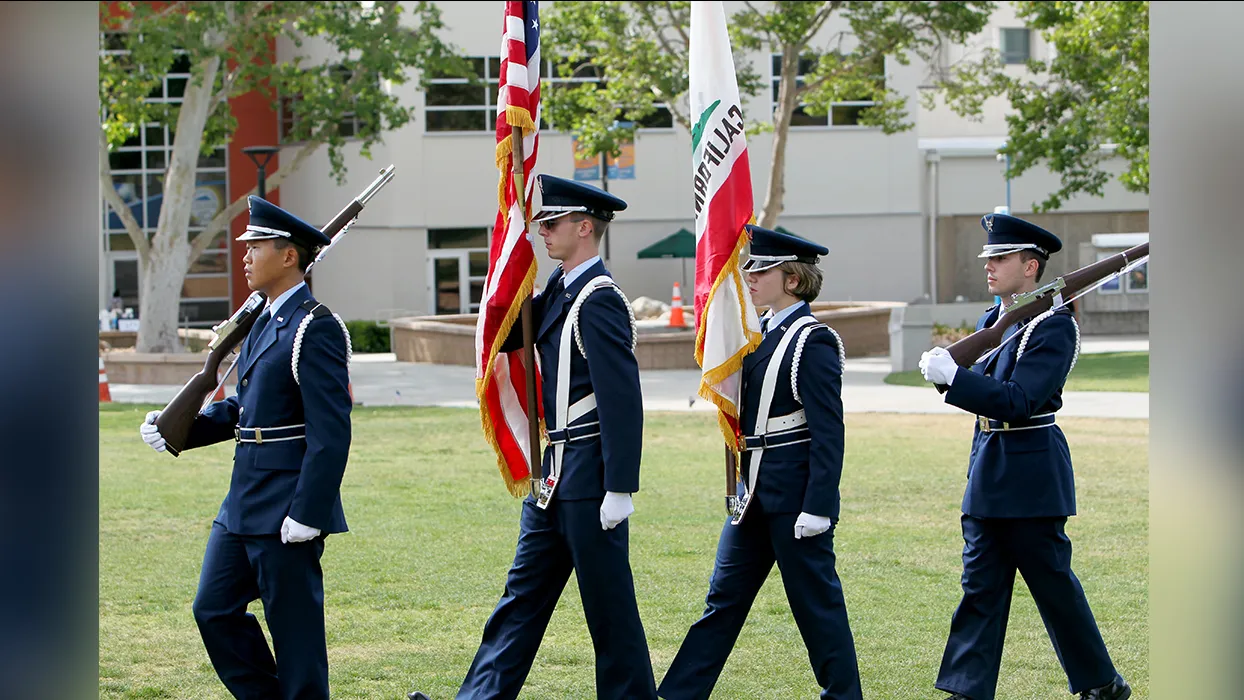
[100,405,1148,699]
[885,351,1149,393]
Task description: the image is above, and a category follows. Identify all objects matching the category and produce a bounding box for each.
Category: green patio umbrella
[637,227,696,290]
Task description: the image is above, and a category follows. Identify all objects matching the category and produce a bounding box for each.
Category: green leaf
[935,1,1149,212]
[99,0,472,183]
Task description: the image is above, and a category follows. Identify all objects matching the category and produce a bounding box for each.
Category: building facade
[99,1,1149,327]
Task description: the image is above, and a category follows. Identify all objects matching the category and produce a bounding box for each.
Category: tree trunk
[759,45,801,229]
[136,54,221,353]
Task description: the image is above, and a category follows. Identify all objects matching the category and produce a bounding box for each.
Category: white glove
[281,516,321,544]
[600,492,634,530]
[919,347,959,386]
[140,410,166,453]
[794,512,833,540]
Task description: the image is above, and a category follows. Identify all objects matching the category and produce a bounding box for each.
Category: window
[1096,253,1148,295]
[429,227,489,249]
[771,54,882,128]
[99,33,231,327]
[424,56,673,133]
[427,228,490,314]
[1000,28,1032,64]
[279,65,372,143]
[1125,261,1148,293]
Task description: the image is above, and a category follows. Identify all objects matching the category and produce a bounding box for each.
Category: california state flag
[690,0,762,447]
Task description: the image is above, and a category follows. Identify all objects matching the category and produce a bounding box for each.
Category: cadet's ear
[576,218,593,240]
[1025,256,1040,279]
[784,272,800,294]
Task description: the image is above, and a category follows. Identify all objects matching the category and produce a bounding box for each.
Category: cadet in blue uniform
[920,213,1131,700]
[658,226,863,700]
[140,197,353,700]
[445,175,656,700]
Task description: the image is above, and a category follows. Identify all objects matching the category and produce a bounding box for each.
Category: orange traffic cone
[669,282,686,328]
[99,355,112,403]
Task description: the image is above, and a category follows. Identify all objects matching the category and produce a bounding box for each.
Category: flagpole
[511,124,542,494]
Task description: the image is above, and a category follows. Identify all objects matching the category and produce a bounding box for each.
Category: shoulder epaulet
[568,275,637,358]
[1016,306,1080,375]
[299,298,335,319]
[292,299,352,385]
[790,322,845,404]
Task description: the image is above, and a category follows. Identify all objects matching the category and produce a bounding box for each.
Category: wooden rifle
[155,165,396,456]
[935,242,1149,392]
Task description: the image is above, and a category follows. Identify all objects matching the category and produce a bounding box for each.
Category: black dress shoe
[408,693,431,700]
[943,694,971,700]
[1080,678,1131,700]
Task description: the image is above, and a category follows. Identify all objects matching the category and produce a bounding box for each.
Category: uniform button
[239,406,245,414]
[242,378,248,387]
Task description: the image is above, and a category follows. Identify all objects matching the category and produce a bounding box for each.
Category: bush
[345,320,391,354]
[932,322,975,346]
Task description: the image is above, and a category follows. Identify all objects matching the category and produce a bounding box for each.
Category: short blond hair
[778,261,823,302]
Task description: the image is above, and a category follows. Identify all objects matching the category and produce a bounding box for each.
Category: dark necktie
[246,309,271,355]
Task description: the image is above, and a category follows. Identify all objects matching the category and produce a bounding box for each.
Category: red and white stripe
[475,1,543,497]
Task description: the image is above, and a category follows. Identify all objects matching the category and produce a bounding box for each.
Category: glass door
[429,252,464,315]
[428,247,490,315]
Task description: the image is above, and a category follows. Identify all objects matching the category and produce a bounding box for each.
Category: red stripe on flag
[476,0,542,497]
[694,150,754,326]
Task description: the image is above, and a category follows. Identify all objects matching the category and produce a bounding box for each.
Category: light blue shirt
[761,300,807,336]
[265,281,307,321]
[561,255,601,289]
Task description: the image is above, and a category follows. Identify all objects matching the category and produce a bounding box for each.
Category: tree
[931,1,1149,212]
[99,1,469,353]
[540,1,994,228]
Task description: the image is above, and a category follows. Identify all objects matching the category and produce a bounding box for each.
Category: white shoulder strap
[745,315,818,496]
[549,275,636,489]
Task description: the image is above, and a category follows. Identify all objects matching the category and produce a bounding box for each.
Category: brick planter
[391,301,901,370]
[103,351,239,387]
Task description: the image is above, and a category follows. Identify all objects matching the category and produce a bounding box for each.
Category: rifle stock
[156,292,266,456]
[154,165,396,456]
[934,242,1148,392]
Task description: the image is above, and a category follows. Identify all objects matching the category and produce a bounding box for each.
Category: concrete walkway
[108,335,1148,419]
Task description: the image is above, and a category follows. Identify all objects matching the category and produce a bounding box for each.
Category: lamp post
[242,145,280,200]
[240,145,289,293]
[995,149,1012,214]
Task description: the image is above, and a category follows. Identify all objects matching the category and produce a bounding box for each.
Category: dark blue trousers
[192,521,329,700]
[936,515,1122,699]
[658,504,862,700]
[456,497,657,700]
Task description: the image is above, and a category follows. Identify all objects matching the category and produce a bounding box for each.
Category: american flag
[475,0,542,497]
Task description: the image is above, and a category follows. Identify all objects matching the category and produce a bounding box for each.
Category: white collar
[265,281,307,320]
[561,256,601,289]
